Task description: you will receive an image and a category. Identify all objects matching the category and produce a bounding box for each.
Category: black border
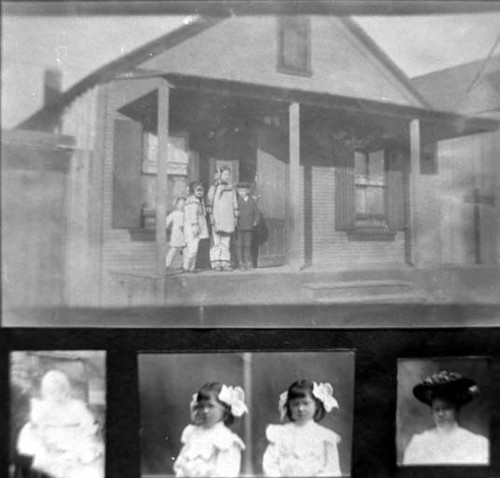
[1,326,500,478]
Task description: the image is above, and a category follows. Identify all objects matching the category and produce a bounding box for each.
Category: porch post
[155,80,170,303]
[408,118,421,266]
[288,102,302,271]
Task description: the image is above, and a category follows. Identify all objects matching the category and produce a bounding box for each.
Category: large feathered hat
[413,370,480,406]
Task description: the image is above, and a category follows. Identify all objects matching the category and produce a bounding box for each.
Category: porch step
[302,279,422,303]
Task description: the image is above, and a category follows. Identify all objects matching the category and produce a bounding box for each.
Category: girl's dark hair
[285,379,325,422]
[188,181,204,195]
[195,382,234,426]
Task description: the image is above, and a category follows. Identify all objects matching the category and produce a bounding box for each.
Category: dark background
[396,357,491,465]
[2,320,500,478]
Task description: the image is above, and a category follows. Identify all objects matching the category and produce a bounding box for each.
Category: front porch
[89,73,499,309]
[104,263,500,307]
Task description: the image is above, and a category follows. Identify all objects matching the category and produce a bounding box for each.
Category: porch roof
[163,73,498,140]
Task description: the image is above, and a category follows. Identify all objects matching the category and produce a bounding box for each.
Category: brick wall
[301,165,405,267]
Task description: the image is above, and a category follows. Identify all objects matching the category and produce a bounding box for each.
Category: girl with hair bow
[174,382,248,477]
[263,379,342,477]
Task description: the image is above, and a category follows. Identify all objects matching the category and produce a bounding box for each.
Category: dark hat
[413,370,480,406]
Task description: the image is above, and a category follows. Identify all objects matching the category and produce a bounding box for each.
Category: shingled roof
[412,54,500,118]
[17,14,433,131]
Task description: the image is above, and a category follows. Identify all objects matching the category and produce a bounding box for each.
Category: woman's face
[431,397,458,429]
[192,394,225,429]
[289,393,316,425]
[220,169,231,183]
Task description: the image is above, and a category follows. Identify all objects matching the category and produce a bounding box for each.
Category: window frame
[353,148,388,230]
[277,16,312,77]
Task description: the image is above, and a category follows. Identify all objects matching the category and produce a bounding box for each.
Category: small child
[174,382,248,477]
[183,182,209,272]
[165,197,186,269]
[16,370,104,478]
[235,183,260,270]
[262,379,342,477]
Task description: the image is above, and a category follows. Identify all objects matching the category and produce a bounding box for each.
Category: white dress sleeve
[262,425,282,477]
[402,434,422,464]
[321,434,341,477]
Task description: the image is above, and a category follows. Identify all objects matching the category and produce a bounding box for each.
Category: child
[206,167,239,271]
[183,182,209,272]
[174,382,248,477]
[165,197,186,269]
[262,379,341,477]
[16,370,104,478]
[235,183,260,270]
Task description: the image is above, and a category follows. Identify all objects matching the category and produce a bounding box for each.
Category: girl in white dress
[174,382,248,477]
[263,379,342,477]
[403,370,489,465]
[165,197,186,269]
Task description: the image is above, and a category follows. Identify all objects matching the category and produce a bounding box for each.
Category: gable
[141,16,423,108]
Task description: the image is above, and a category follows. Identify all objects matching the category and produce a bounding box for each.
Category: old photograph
[2,2,500,326]
[138,351,355,477]
[396,356,491,466]
[9,350,106,478]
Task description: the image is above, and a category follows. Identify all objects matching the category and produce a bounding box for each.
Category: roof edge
[339,17,433,109]
[16,15,226,130]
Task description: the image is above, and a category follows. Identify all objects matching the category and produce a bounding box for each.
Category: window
[278,17,311,76]
[354,150,386,228]
[335,146,405,238]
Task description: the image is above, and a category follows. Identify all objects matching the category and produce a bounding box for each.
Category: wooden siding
[416,131,499,265]
[300,165,405,267]
[142,16,422,108]
[60,87,101,305]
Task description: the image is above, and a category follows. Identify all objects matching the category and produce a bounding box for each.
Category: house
[412,55,500,265]
[9,14,499,307]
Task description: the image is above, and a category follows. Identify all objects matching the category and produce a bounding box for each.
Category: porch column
[408,118,421,266]
[155,80,170,302]
[289,102,302,271]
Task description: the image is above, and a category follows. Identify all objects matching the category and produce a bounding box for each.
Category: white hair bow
[312,382,339,412]
[218,385,248,417]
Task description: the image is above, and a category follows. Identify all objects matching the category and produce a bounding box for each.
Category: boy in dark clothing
[235,183,260,270]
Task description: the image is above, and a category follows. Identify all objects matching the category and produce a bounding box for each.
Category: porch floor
[106,263,500,307]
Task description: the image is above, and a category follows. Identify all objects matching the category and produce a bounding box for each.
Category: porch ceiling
[164,73,498,141]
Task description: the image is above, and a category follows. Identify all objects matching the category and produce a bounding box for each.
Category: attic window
[278,17,311,76]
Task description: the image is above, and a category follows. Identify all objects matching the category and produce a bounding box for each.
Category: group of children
[165,166,260,273]
[174,379,343,477]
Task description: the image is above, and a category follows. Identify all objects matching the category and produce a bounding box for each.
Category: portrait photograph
[138,350,355,477]
[396,356,491,467]
[8,350,106,478]
[1,1,500,327]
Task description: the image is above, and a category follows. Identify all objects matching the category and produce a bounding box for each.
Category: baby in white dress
[174,382,248,477]
[16,370,104,478]
[263,379,342,477]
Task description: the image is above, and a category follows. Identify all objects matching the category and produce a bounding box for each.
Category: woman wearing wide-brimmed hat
[403,370,489,465]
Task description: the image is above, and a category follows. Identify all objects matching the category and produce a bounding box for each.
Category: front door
[255,122,288,267]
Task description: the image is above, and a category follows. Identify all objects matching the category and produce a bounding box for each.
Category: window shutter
[112,119,143,229]
[386,148,405,231]
[335,149,355,230]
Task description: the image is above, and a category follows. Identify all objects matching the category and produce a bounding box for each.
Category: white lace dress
[173,422,245,477]
[403,424,489,465]
[17,398,104,478]
[262,421,342,477]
